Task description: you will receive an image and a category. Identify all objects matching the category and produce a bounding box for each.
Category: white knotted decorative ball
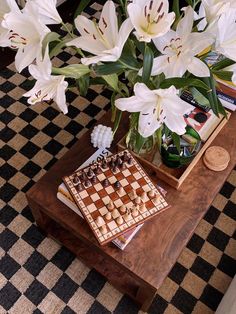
[91,124,113,148]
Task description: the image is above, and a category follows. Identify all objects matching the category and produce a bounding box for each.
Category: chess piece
[101,158,108,169]
[112,165,118,173]
[118,186,124,195]
[134,196,141,204]
[153,194,161,204]
[139,203,146,213]
[130,189,137,199]
[132,207,139,217]
[105,212,112,220]
[141,191,148,202]
[119,205,126,213]
[114,181,121,189]
[96,216,104,227]
[81,172,87,181]
[107,200,114,210]
[116,216,123,225]
[124,212,132,221]
[111,209,120,219]
[94,165,102,174]
[103,178,109,187]
[91,175,97,183]
[77,183,83,191]
[120,161,126,170]
[127,157,132,165]
[122,151,128,162]
[100,225,107,235]
[84,179,90,187]
[148,190,155,198]
[73,175,80,186]
[87,168,94,178]
[116,157,123,167]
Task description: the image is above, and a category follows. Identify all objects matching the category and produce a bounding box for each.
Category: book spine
[216,91,236,105]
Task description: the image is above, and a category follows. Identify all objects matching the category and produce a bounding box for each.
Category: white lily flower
[2,5,50,72]
[24,0,62,25]
[115,83,193,137]
[23,48,68,114]
[127,0,175,42]
[66,0,133,65]
[150,6,212,78]
[0,0,19,46]
[224,64,236,85]
[215,9,236,62]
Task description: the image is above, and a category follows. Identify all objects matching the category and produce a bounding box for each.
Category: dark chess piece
[101,158,107,169]
[117,157,123,167]
[91,175,97,183]
[94,165,102,174]
[81,172,87,181]
[103,178,109,187]
[73,175,80,185]
[128,157,132,165]
[77,183,83,191]
[123,151,128,161]
[112,165,118,173]
[114,181,121,189]
[87,168,93,178]
[84,179,90,187]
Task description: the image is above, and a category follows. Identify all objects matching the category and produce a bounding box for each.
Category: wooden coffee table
[26,112,236,311]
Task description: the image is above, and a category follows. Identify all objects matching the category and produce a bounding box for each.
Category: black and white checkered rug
[1,2,236,314]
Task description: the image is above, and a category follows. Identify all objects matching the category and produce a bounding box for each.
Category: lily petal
[15,44,39,73]
[24,0,62,24]
[98,0,118,47]
[138,106,162,137]
[177,6,194,38]
[115,95,151,113]
[187,57,210,77]
[55,78,68,114]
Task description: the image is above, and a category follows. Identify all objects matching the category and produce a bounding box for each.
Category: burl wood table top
[27,111,236,291]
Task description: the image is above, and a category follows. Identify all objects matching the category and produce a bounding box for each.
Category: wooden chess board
[63,150,170,245]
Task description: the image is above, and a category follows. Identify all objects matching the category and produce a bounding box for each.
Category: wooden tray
[117,113,230,189]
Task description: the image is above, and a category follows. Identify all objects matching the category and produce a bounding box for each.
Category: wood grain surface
[27,111,236,292]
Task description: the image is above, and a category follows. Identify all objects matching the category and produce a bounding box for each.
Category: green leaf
[94,62,125,75]
[77,74,90,97]
[102,74,119,91]
[212,70,233,81]
[113,109,122,135]
[202,74,227,117]
[172,0,180,19]
[160,77,210,90]
[171,132,180,153]
[135,132,146,153]
[42,32,61,57]
[211,58,235,71]
[52,64,90,79]
[111,92,117,123]
[142,45,154,84]
[189,87,211,107]
[74,0,93,18]
[185,125,201,141]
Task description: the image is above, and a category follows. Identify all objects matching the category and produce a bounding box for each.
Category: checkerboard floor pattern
[1,2,236,314]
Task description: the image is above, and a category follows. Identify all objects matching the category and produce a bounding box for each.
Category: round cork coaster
[203,146,230,171]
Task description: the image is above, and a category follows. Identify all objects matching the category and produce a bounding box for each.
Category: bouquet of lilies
[1,0,236,153]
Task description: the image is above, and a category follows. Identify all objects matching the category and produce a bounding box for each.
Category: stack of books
[205,52,236,112]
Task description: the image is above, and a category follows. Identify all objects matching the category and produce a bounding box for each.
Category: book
[184,107,224,142]
[57,147,144,250]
